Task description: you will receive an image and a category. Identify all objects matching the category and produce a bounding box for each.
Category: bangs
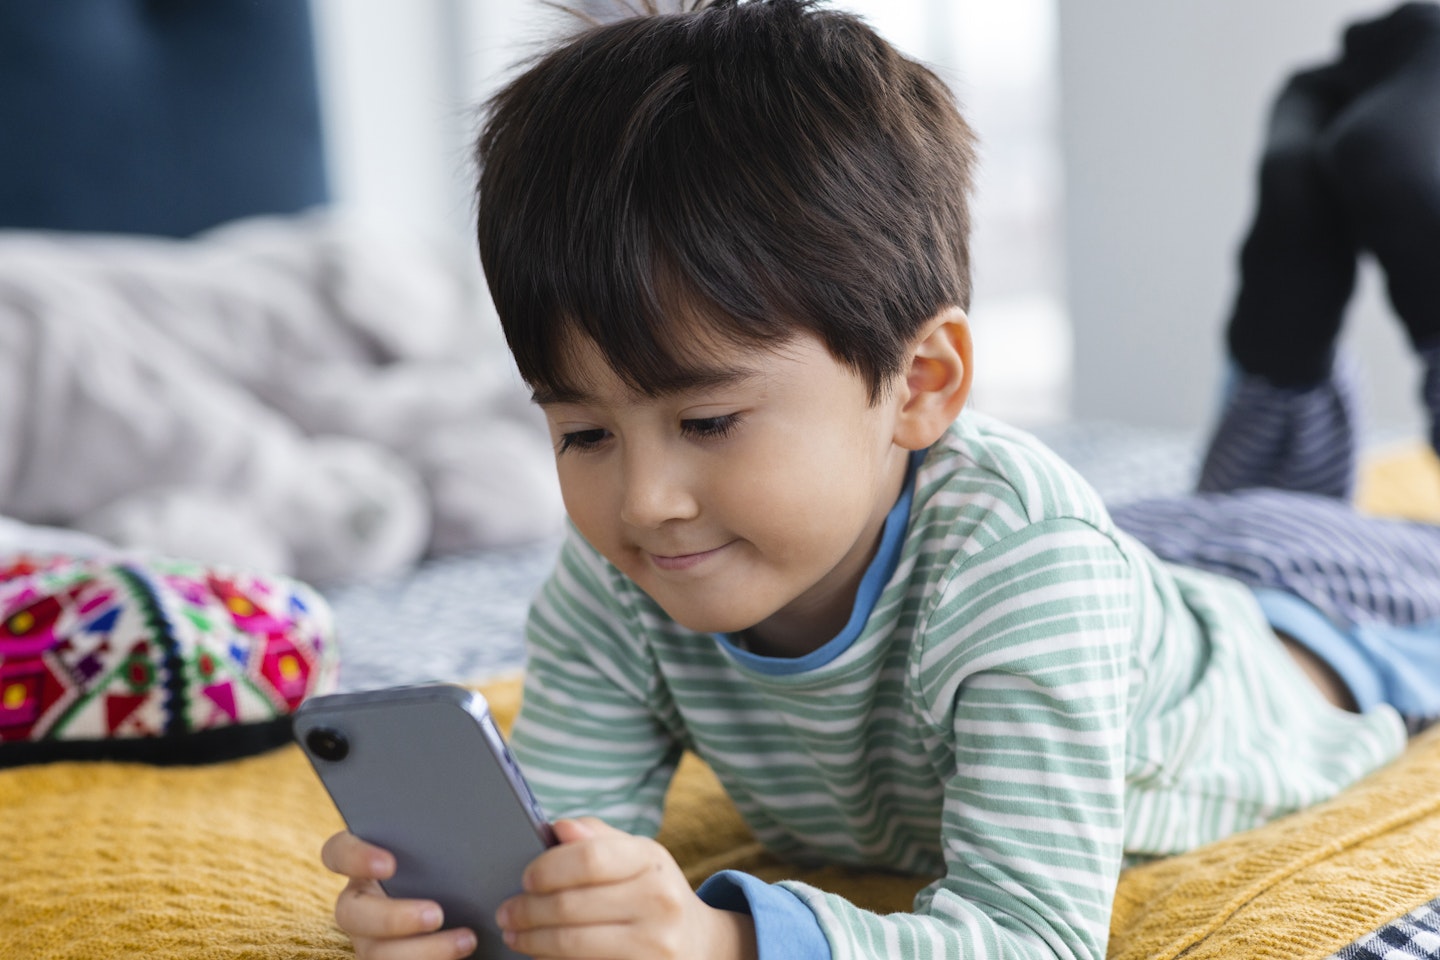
[530,263,798,403]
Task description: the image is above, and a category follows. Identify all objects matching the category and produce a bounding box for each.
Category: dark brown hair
[475,0,977,402]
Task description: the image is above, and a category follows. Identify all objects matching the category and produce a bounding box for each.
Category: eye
[555,428,610,454]
[681,413,741,441]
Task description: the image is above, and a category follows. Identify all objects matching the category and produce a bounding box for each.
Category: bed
[4,3,1440,958]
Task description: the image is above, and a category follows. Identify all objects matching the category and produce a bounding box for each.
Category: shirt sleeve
[779,518,1137,960]
[508,528,685,837]
[698,871,831,960]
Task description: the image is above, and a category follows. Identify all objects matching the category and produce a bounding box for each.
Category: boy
[321,2,1440,958]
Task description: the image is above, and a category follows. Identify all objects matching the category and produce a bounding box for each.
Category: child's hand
[320,831,479,960]
[495,818,758,960]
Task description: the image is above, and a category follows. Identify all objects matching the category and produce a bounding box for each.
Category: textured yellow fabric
[2,445,1437,959]
[1107,725,1440,960]
[0,747,351,959]
[1357,441,1440,522]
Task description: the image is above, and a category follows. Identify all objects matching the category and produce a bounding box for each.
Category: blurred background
[310,0,1424,438]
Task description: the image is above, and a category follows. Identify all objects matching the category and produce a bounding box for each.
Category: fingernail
[455,929,478,955]
[494,903,510,929]
[420,904,443,929]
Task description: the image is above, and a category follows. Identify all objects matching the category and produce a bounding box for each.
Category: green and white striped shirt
[511,412,1405,960]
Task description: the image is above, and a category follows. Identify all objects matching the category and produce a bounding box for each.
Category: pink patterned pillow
[0,554,338,765]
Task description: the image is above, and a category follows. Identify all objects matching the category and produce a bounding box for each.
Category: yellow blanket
[2,443,1437,959]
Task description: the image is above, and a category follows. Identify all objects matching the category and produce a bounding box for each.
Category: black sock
[1320,2,1440,358]
[1226,61,1359,388]
[1229,0,1440,404]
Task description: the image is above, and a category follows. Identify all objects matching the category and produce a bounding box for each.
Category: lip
[647,541,734,572]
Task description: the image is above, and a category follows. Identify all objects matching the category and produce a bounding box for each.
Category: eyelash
[555,414,742,455]
[555,429,608,455]
[682,413,742,441]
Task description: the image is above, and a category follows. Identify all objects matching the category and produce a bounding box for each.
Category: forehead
[531,326,836,407]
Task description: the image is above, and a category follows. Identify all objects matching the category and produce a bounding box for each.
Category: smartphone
[294,683,557,960]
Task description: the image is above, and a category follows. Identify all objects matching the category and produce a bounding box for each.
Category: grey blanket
[0,213,562,582]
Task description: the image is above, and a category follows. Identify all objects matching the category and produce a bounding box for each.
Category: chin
[653,597,766,637]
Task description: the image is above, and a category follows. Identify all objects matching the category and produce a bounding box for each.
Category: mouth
[647,541,734,572]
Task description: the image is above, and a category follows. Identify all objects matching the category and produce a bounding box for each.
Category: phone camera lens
[306,727,349,762]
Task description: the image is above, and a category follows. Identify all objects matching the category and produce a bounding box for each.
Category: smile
[648,542,734,572]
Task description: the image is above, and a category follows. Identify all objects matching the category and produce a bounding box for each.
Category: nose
[618,448,699,529]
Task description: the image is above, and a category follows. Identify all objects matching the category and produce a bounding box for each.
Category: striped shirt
[510,412,1406,960]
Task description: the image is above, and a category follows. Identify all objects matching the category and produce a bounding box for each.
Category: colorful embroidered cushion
[0,554,338,765]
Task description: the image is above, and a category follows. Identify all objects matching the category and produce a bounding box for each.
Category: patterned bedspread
[1335,899,1440,960]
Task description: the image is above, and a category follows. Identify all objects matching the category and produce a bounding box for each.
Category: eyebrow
[531,367,762,406]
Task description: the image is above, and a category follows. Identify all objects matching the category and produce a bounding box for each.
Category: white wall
[309,0,599,245]
[310,0,474,242]
[1059,0,1423,435]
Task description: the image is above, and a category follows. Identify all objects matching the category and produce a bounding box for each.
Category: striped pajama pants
[1112,360,1440,727]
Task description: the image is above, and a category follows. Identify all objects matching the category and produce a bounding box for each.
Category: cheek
[556,461,614,541]
[724,446,876,549]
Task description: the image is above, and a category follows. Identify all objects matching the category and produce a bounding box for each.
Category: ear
[893,307,973,450]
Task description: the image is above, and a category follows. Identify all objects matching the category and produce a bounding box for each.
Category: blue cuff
[697,870,830,960]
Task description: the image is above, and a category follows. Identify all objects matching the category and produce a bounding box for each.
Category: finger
[335,881,446,940]
[353,928,479,960]
[523,832,661,893]
[503,920,639,960]
[321,831,396,880]
[500,878,668,932]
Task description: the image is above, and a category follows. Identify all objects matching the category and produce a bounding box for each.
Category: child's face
[537,328,914,658]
